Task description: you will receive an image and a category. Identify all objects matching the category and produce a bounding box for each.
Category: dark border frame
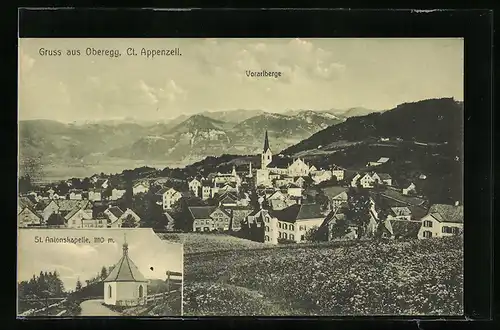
[14,7,494,329]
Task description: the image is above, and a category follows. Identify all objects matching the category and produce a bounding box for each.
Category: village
[18,131,463,244]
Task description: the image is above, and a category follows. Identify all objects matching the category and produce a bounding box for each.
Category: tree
[121,214,138,228]
[346,187,371,239]
[330,218,350,239]
[304,225,328,242]
[47,213,65,226]
[75,279,82,291]
[100,267,108,280]
[18,175,33,194]
[56,182,70,195]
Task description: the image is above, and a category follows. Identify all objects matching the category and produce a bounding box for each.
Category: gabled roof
[390,206,412,217]
[188,206,217,219]
[427,204,464,224]
[270,203,323,223]
[322,186,349,199]
[377,157,390,163]
[377,173,392,180]
[387,219,422,238]
[155,187,175,195]
[219,192,238,203]
[104,243,147,282]
[107,206,124,219]
[56,200,88,212]
[211,207,232,218]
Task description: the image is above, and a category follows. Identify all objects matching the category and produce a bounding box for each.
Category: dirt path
[79,299,121,316]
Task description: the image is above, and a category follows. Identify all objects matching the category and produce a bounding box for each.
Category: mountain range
[19,108,359,171]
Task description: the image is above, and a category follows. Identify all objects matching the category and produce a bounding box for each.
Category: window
[452,227,460,235]
[290,234,294,241]
[204,227,209,231]
[265,235,269,241]
[139,285,144,298]
[301,235,305,241]
[278,232,282,238]
[72,220,76,225]
[442,226,453,234]
[423,220,433,228]
[196,227,201,232]
[265,226,269,232]
[108,285,112,298]
[290,225,295,231]
[283,233,288,239]
[283,223,288,230]
[423,231,432,238]
[278,223,282,229]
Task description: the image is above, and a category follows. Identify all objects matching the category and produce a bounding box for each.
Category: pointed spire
[123,234,128,256]
[263,130,270,152]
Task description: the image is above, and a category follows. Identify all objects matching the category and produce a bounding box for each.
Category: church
[103,237,148,306]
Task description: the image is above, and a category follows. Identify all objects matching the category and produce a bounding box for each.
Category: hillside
[282,98,463,156]
[19,109,344,174]
[182,236,463,316]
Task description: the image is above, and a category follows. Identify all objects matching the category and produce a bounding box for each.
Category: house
[69,189,83,200]
[209,207,232,231]
[323,210,358,240]
[402,182,417,195]
[379,219,422,239]
[65,208,93,228]
[418,204,463,239]
[133,182,149,195]
[188,206,216,232]
[359,173,376,188]
[88,189,102,202]
[104,206,125,224]
[95,179,109,189]
[287,158,311,177]
[287,183,302,198]
[18,205,43,227]
[155,187,182,210]
[350,173,362,188]
[311,170,332,185]
[81,217,108,228]
[188,178,202,197]
[110,188,126,201]
[322,186,349,210]
[35,200,59,222]
[255,169,271,187]
[331,165,345,181]
[377,173,393,186]
[111,208,141,228]
[295,176,306,188]
[274,176,295,188]
[230,206,254,231]
[201,180,212,200]
[367,157,390,167]
[264,203,326,244]
[218,192,238,207]
[269,198,297,211]
[267,190,287,202]
[387,206,412,221]
[103,240,148,306]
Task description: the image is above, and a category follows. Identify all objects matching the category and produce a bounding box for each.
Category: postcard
[18,38,463,316]
[17,228,183,317]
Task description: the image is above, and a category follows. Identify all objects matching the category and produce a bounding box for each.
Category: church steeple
[261,131,273,169]
[263,130,270,153]
[122,234,128,256]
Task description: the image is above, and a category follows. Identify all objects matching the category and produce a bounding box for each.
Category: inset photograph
[17,228,183,317]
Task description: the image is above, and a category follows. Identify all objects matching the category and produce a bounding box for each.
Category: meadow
[171,234,463,316]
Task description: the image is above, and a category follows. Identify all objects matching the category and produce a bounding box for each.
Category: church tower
[261,130,273,169]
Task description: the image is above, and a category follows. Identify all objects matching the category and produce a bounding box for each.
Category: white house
[88,189,102,202]
[263,203,325,245]
[351,173,362,187]
[418,204,464,239]
[387,206,412,221]
[103,241,148,306]
[133,182,149,195]
[287,184,303,198]
[287,158,311,177]
[188,178,202,197]
[201,181,212,200]
[256,169,271,187]
[402,182,417,195]
[359,173,376,188]
[156,187,182,210]
[110,188,126,201]
[65,208,93,228]
[311,170,332,185]
[69,190,83,200]
[331,166,345,181]
[111,208,141,228]
[322,186,349,210]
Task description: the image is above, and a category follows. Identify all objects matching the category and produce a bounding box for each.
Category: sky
[18,38,464,123]
[17,228,183,292]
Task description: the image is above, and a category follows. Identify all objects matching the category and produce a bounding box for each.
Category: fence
[18,298,67,316]
[115,289,179,307]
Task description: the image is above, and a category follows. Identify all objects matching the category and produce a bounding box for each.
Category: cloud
[138,79,159,105]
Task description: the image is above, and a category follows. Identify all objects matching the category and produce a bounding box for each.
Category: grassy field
[158,232,269,254]
[178,234,463,316]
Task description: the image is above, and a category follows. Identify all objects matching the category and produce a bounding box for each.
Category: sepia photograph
[17,228,183,317]
[18,38,463,316]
